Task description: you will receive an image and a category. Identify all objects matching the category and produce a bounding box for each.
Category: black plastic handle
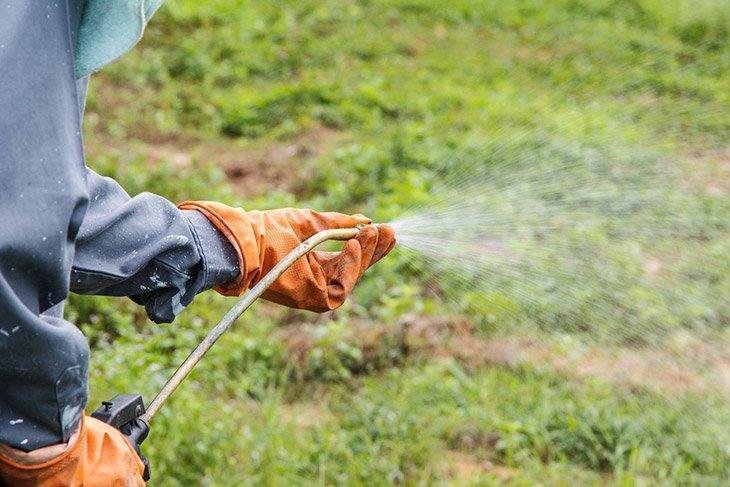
[91,394,151,481]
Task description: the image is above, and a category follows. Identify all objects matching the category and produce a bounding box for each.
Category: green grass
[75,0,730,484]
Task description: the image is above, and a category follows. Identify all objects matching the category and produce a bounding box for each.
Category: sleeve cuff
[182,210,241,291]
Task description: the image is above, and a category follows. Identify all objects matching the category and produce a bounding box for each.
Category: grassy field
[74,0,728,485]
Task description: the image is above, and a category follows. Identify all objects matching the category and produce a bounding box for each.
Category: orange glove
[178,201,396,312]
[0,416,145,487]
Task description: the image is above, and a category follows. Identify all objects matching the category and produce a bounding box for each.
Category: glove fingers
[312,250,339,266]
[314,223,390,270]
[313,225,392,310]
[369,224,397,267]
[322,239,363,309]
[354,225,379,276]
[325,212,372,227]
[269,209,371,240]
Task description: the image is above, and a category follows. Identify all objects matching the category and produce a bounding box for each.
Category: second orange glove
[178,201,396,312]
[0,416,145,487]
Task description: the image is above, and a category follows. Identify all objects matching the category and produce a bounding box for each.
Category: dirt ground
[276,313,730,398]
[85,118,342,199]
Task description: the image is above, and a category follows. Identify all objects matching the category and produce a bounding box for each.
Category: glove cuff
[178,201,261,296]
[0,416,85,486]
[0,417,146,486]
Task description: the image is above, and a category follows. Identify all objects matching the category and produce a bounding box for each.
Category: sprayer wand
[91,227,362,480]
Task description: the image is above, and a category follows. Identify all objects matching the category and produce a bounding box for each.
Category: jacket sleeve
[0,0,91,452]
[70,168,240,323]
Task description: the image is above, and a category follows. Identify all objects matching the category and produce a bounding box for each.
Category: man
[0,2,395,485]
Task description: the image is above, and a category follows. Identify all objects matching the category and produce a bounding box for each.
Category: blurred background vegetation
[73,0,728,484]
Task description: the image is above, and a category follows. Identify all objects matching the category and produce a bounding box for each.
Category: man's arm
[70,168,239,323]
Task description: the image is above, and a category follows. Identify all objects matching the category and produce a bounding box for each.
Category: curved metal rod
[141,226,361,422]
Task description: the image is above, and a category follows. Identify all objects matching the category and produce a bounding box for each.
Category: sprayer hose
[141,227,361,422]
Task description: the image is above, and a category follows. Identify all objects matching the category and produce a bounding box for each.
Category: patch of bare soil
[276,314,730,397]
[680,149,730,198]
[219,125,342,198]
[278,393,334,429]
[85,121,342,199]
[440,450,516,482]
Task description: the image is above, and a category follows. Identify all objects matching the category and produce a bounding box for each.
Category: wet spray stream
[387,131,729,421]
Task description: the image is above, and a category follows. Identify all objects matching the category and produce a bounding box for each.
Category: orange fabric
[0,416,145,487]
[179,202,396,312]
